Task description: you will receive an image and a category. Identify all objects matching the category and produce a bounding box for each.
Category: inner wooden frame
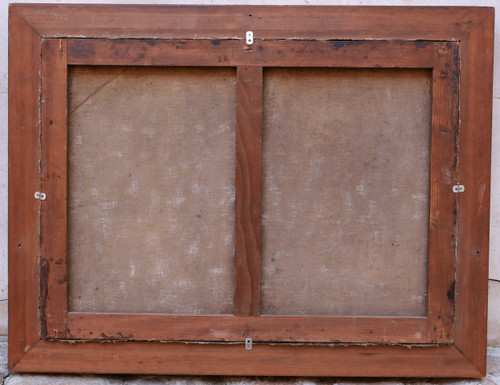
[9,5,493,377]
[59,40,450,343]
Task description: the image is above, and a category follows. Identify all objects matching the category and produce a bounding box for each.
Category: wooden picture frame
[9,4,493,377]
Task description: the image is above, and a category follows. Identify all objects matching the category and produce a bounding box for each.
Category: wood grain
[14,340,481,377]
[67,39,435,68]
[40,39,68,339]
[234,67,262,316]
[426,42,460,343]
[8,4,494,378]
[67,313,429,344]
[8,6,42,369]
[15,5,491,41]
[454,10,494,376]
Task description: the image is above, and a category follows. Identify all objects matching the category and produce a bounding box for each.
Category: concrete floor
[0,338,499,385]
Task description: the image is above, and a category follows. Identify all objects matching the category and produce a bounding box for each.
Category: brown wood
[8,6,42,368]
[67,39,435,68]
[426,42,460,342]
[40,39,68,339]
[66,313,428,343]
[15,5,490,41]
[13,340,481,378]
[9,4,494,377]
[454,10,494,376]
[235,67,262,316]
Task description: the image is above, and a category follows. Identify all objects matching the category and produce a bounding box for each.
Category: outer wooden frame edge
[8,5,42,369]
[8,4,494,377]
[13,4,492,41]
[14,341,482,377]
[454,10,494,375]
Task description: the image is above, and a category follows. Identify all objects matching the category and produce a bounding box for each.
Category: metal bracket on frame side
[453,185,465,193]
[34,192,46,200]
[246,31,254,45]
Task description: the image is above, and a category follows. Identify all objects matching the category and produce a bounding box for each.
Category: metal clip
[452,185,465,193]
[246,31,254,45]
[34,192,46,200]
[245,337,252,350]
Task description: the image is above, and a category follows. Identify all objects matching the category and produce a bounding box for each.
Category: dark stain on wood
[116,331,134,339]
[56,275,66,285]
[451,69,460,94]
[440,70,449,79]
[134,53,145,63]
[97,331,134,340]
[413,41,432,49]
[447,43,460,95]
[329,40,364,51]
[447,281,456,302]
[39,258,49,339]
[69,42,94,59]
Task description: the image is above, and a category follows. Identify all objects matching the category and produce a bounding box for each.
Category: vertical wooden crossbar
[234,66,263,316]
